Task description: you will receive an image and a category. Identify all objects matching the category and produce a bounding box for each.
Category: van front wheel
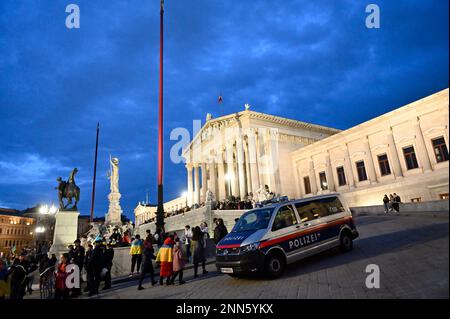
[264,252,286,278]
[340,231,353,252]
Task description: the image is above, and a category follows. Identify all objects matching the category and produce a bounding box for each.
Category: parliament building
[135,89,449,225]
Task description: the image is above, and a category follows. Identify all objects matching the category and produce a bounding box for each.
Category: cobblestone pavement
[54,214,450,299]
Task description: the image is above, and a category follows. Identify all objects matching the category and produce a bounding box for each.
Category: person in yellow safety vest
[129,234,144,277]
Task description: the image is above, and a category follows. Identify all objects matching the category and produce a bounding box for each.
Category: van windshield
[232,208,274,232]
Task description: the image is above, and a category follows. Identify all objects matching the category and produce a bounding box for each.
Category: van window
[272,205,298,231]
[294,197,346,222]
[232,208,274,232]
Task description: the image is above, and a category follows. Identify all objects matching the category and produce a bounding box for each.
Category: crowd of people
[140,195,256,225]
[0,247,54,299]
[131,218,229,290]
[0,217,230,299]
[382,193,402,213]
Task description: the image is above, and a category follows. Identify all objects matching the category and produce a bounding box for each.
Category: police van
[215,193,359,278]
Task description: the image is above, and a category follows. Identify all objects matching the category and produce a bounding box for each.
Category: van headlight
[240,242,260,254]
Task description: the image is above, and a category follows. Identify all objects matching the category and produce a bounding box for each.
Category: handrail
[39,266,55,277]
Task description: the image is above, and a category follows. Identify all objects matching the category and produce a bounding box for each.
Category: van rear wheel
[340,232,353,252]
[264,252,286,278]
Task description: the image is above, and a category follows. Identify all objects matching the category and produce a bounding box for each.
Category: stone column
[256,132,265,187]
[387,127,403,178]
[201,162,207,203]
[247,129,260,194]
[226,143,237,197]
[266,129,281,194]
[186,164,194,207]
[308,158,318,195]
[293,163,302,198]
[344,144,355,189]
[216,150,226,201]
[363,136,377,183]
[194,164,200,205]
[414,117,432,172]
[208,160,217,199]
[325,152,335,191]
[244,143,252,195]
[236,136,246,198]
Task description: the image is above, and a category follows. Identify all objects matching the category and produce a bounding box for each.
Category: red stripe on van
[216,244,241,249]
[259,216,352,249]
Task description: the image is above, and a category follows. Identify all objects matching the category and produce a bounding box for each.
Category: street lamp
[37,204,58,246]
[35,226,46,233]
[39,204,58,215]
[39,205,48,215]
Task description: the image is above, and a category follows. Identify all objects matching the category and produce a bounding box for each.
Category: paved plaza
[69,213,449,299]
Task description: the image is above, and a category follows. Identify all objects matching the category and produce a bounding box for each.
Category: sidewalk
[111,257,216,285]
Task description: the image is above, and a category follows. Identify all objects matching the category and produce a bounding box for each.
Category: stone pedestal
[106,192,123,226]
[50,211,79,256]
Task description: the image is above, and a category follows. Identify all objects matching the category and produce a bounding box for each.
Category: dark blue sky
[0,0,448,220]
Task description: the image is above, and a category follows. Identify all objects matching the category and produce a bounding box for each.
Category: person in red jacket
[54,253,70,300]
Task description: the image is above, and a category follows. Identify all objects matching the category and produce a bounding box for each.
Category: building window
[440,193,449,200]
[403,146,419,170]
[303,176,311,194]
[336,166,346,186]
[355,161,368,181]
[432,137,449,163]
[378,154,391,176]
[411,197,421,203]
[319,172,328,190]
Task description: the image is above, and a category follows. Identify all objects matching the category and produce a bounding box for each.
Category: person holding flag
[156,235,175,285]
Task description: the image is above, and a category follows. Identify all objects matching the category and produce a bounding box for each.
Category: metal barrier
[39,266,55,299]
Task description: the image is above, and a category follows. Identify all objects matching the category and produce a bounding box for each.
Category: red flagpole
[156,0,165,231]
[90,122,100,223]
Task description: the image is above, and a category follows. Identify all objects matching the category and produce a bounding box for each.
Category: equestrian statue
[55,168,80,211]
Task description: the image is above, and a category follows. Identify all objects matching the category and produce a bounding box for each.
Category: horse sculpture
[56,168,80,210]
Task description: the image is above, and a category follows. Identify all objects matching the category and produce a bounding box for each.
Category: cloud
[0,153,70,185]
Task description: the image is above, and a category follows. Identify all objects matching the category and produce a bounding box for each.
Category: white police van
[216,193,359,278]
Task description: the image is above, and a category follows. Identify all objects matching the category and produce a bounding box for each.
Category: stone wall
[350,199,449,215]
[137,205,246,237]
[110,239,217,278]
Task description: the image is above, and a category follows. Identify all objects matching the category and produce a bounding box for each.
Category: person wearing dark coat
[393,193,402,212]
[48,254,57,268]
[25,254,38,295]
[191,226,208,278]
[83,244,93,293]
[8,254,29,299]
[71,239,85,297]
[138,235,157,290]
[213,219,229,244]
[102,243,114,290]
[86,240,104,297]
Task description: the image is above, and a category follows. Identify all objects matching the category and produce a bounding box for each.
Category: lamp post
[37,204,58,246]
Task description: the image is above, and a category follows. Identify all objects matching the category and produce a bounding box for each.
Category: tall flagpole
[90,122,100,223]
[156,0,165,233]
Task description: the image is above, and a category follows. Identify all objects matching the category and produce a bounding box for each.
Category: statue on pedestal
[105,156,123,226]
[55,168,80,211]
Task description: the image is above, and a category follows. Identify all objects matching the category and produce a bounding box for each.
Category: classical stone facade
[291,88,449,206]
[182,109,340,206]
[135,196,187,226]
[135,89,449,227]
